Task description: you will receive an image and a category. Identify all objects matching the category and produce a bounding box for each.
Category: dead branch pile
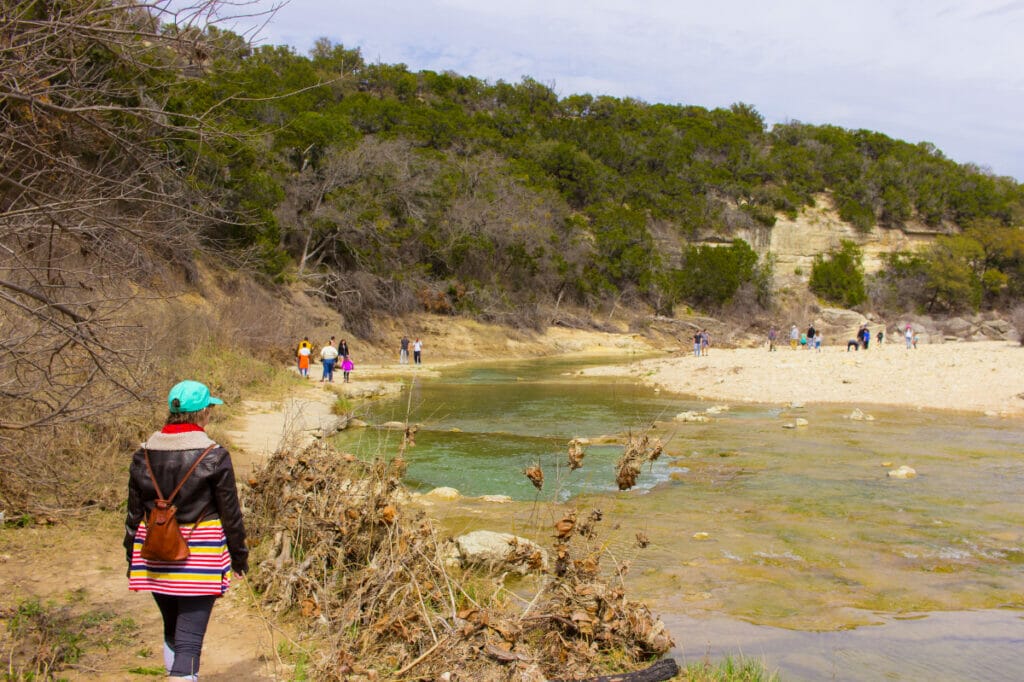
[244,440,673,681]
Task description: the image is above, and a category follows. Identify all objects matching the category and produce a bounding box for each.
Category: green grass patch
[683,655,780,681]
[331,396,354,416]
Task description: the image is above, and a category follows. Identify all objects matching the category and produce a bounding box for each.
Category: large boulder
[938,317,975,338]
[980,319,1012,339]
[817,308,868,335]
[445,530,549,574]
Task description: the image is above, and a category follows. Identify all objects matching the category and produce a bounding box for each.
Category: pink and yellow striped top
[128,519,232,596]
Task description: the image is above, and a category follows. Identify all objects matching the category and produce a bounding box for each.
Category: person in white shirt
[412,338,423,365]
[320,342,338,382]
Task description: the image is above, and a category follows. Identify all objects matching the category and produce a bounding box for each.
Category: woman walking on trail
[413,338,423,364]
[320,340,339,382]
[124,380,248,681]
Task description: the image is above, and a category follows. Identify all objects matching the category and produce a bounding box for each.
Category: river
[333,356,1024,681]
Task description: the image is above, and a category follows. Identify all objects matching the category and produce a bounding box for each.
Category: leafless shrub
[0,1,279,511]
[244,439,673,680]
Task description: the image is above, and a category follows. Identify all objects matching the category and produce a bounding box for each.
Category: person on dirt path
[296,337,312,372]
[767,326,777,351]
[320,340,339,382]
[400,335,410,364]
[790,324,799,350]
[297,339,311,378]
[341,355,354,382]
[339,338,349,359]
[413,338,423,365]
[124,380,248,681]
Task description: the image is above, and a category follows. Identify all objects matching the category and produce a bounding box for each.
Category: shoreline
[581,339,1024,417]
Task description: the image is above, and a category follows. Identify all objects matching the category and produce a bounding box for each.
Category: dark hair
[165,404,210,425]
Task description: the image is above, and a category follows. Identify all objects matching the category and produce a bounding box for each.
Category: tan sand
[582,340,1024,416]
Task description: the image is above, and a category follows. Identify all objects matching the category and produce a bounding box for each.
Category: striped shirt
[129,519,232,596]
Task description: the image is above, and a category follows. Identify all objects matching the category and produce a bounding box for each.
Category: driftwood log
[554,657,679,682]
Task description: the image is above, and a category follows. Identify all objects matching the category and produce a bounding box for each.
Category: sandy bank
[582,340,1024,416]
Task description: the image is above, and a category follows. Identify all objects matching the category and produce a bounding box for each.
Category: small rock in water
[705,405,731,415]
[794,418,809,427]
[782,422,796,429]
[789,401,805,409]
[675,410,711,423]
[881,461,893,467]
[887,465,917,479]
[424,486,461,500]
[692,532,711,540]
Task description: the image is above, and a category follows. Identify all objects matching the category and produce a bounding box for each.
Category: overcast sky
[234,0,1024,180]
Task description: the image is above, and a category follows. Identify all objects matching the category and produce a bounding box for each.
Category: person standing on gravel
[124,380,248,681]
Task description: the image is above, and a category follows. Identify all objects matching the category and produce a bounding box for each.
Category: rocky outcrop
[727,195,940,288]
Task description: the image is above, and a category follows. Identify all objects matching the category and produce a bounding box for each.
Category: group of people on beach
[295,336,354,383]
[765,322,920,352]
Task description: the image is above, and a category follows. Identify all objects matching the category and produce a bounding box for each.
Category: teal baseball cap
[167,380,223,413]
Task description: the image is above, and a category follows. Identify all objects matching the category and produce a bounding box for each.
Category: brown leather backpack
[140,445,214,562]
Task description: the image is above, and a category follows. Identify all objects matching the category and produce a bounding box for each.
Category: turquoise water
[334,356,680,499]
[333,356,1024,680]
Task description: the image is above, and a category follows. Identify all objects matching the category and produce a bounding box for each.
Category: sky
[226,0,1024,180]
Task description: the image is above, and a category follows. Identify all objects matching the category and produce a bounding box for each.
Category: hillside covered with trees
[166,37,1024,328]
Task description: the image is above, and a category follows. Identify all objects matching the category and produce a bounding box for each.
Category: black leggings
[152,593,217,677]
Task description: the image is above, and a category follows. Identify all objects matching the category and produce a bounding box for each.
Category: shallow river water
[334,356,1024,680]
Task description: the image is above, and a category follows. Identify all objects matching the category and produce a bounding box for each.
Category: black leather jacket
[124,442,249,574]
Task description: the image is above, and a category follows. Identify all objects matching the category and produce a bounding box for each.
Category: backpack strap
[143,444,216,504]
[166,444,216,504]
